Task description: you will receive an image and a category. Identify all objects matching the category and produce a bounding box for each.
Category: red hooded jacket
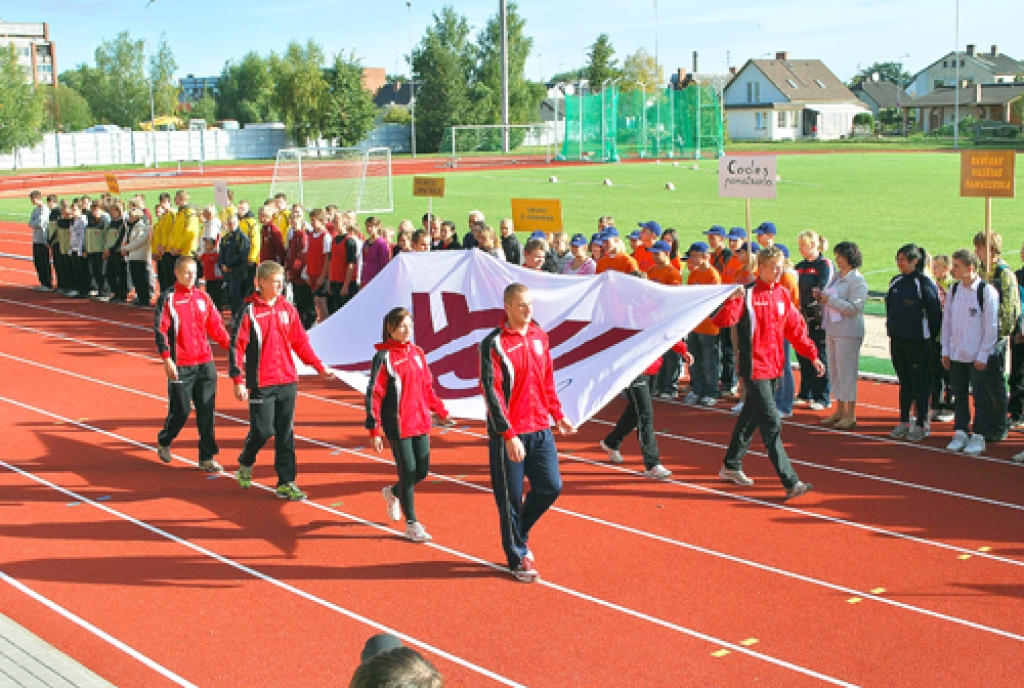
[365,339,449,440]
[154,284,230,366]
[229,293,325,389]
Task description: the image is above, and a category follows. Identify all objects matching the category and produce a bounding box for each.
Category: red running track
[0,258,1022,686]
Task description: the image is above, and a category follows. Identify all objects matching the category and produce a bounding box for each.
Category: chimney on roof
[991,45,999,56]
[776,51,788,61]
[729,66,738,75]
[677,67,686,84]
[693,51,699,74]
[966,44,976,56]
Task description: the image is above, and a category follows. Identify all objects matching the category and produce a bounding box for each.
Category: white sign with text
[718,155,778,199]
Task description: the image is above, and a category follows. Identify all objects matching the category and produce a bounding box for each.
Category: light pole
[953,0,960,149]
[500,0,510,153]
[653,0,660,156]
[145,0,157,166]
[896,53,909,136]
[406,1,416,158]
[635,80,647,157]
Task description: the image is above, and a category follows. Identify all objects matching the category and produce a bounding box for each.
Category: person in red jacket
[712,246,824,500]
[479,283,576,583]
[600,340,692,478]
[154,255,232,471]
[258,205,287,266]
[229,260,337,500]
[366,307,456,543]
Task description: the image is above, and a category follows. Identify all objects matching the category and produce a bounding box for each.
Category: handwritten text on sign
[718,155,778,199]
[960,151,1016,199]
[510,198,564,232]
[413,177,446,198]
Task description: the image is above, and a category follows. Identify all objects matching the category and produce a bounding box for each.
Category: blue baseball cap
[703,225,727,238]
[602,227,620,239]
[628,230,641,240]
[590,232,603,245]
[688,241,710,254]
[638,221,663,236]
[650,240,671,254]
[528,230,547,240]
[739,242,760,253]
[728,227,747,240]
[570,233,588,247]
[755,221,777,236]
[776,243,790,259]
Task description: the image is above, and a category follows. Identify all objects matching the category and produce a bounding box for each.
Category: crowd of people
[22,186,1024,588]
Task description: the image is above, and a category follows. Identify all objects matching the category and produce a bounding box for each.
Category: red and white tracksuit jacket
[229,293,325,389]
[365,339,449,440]
[154,284,230,366]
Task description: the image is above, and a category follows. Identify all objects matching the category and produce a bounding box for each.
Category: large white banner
[309,251,734,427]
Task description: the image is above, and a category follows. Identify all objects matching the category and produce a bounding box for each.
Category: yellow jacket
[239,216,261,264]
[274,209,291,236]
[219,204,237,225]
[169,206,201,254]
[152,210,176,255]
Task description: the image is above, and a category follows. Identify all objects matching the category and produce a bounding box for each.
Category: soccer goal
[440,124,557,169]
[269,146,393,214]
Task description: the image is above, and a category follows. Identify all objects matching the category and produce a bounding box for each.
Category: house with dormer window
[908,45,1023,98]
[723,52,868,141]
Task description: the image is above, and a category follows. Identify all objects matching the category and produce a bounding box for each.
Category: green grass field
[3,152,1022,292]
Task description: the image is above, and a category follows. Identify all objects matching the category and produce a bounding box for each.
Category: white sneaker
[599,440,624,464]
[731,402,744,414]
[946,430,969,452]
[67,290,79,297]
[906,423,928,442]
[889,423,909,440]
[808,401,828,411]
[719,467,754,486]
[699,396,717,407]
[936,410,955,423]
[382,486,402,521]
[963,434,986,457]
[404,521,432,543]
[643,464,672,480]
[1013,450,1024,465]
[682,392,699,405]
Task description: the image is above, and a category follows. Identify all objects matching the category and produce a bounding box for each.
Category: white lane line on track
[0,398,859,688]
[0,570,197,687]
[2,347,1023,650]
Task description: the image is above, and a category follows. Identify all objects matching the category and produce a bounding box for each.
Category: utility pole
[407,2,416,158]
[654,0,661,156]
[953,0,960,149]
[500,0,510,153]
[146,0,157,166]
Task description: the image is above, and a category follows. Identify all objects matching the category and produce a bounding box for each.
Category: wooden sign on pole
[718,155,777,232]
[104,174,120,195]
[412,176,446,225]
[960,151,1017,270]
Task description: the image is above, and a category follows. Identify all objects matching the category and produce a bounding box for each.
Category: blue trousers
[488,429,562,569]
[774,342,795,414]
[687,332,720,399]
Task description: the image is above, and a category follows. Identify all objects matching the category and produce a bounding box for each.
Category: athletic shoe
[785,481,813,500]
[963,434,986,457]
[382,486,402,521]
[793,397,809,407]
[1009,419,1024,432]
[906,424,929,442]
[276,482,307,501]
[523,549,535,567]
[237,465,252,489]
[404,521,432,543]
[889,423,910,439]
[198,458,223,473]
[779,411,793,419]
[731,402,744,414]
[682,392,699,405]
[643,464,672,480]
[1013,450,1024,465]
[808,400,829,411]
[599,440,624,464]
[34,285,50,292]
[719,467,754,486]
[512,560,540,583]
[699,396,717,407]
[946,430,969,452]
[935,410,955,423]
[66,290,79,298]
[156,443,172,464]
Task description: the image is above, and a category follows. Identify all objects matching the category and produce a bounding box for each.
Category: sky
[6,1,1024,84]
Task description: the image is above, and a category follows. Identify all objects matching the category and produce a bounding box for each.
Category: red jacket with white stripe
[643,340,689,376]
[365,339,449,440]
[229,294,325,389]
[479,320,565,441]
[154,284,230,366]
[712,278,819,381]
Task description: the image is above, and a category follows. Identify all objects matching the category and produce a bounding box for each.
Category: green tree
[0,45,46,152]
[322,51,378,147]
[411,6,475,153]
[149,33,179,118]
[584,34,620,89]
[274,40,328,145]
[93,31,149,127]
[381,104,411,125]
[470,1,544,132]
[620,48,663,92]
[549,68,583,84]
[43,83,95,132]
[217,52,280,124]
[189,88,218,124]
[850,61,912,88]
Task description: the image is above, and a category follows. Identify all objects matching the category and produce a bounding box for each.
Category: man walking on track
[712,246,823,500]
[479,283,576,583]
[154,256,232,472]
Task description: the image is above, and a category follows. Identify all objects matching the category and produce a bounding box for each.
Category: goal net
[269,146,393,214]
[439,124,557,168]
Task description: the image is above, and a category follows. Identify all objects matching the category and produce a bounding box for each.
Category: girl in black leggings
[366,307,455,543]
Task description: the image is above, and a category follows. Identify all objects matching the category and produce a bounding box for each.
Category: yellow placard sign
[960,151,1016,198]
[104,173,120,195]
[413,177,446,197]
[510,198,563,233]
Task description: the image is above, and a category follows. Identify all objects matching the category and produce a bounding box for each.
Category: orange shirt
[634,245,655,273]
[721,255,746,284]
[779,270,800,308]
[671,255,682,271]
[647,263,682,286]
[596,253,640,275]
[687,264,722,335]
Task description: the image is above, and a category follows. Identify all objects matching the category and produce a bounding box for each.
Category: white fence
[0,124,412,170]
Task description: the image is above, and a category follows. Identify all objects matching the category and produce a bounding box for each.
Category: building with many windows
[0,21,56,85]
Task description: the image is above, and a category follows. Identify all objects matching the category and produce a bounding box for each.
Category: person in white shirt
[941,249,999,456]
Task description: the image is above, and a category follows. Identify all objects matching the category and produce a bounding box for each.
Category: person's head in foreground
[350,634,443,688]
[256,260,285,301]
[174,256,197,289]
[951,248,980,285]
[504,283,533,331]
[757,245,786,284]
[650,240,671,267]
